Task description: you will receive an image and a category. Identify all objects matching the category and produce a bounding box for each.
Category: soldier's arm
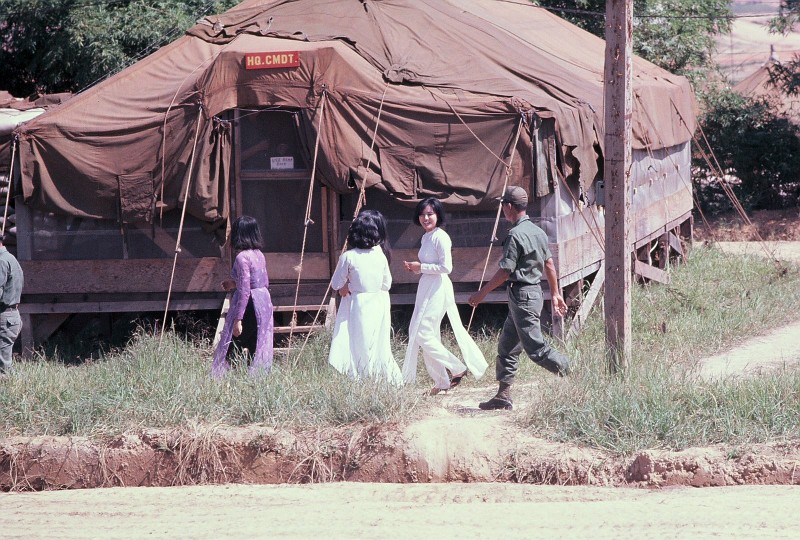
[544,258,567,317]
[468,268,511,306]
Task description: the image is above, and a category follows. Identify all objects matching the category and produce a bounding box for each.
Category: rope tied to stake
[288,88,328,347]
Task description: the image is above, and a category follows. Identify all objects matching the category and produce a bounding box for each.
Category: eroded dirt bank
[3,418,799,491]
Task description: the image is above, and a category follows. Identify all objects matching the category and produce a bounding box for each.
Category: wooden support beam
[634,259,671,285]
[327,188,340,275]
[680,214,694,249]
[667,231,683,257]
[669,227,688,265]
[658,233,670,269]
[324,297,336,330]
[274,325,322,334]
[213,298,335,346]
[390,247,501,284]
[32,314,71,345]
[19,313,33,356]
[551,308,565,340]
[567,262,605,341]
[212,293,231,349]
[20,254,329,296]
[21,298,224,314]
[274,304,335,313]
[387,290,508,305]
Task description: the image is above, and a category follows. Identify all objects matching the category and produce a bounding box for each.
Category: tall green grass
[520,245,800,454]
[0,329,424,437]
[2,245,800,454]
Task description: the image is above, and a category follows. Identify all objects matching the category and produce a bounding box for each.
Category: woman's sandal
[449,371,467,390]
[429,386,448,396]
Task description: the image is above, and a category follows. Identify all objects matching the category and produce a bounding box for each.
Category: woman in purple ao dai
[211,216,274,378]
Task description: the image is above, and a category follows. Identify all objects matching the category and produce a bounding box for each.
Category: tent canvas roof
[734,60,800,125]
[16,0,696,224]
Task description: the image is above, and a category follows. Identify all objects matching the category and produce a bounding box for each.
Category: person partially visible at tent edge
[328,209,402,386]
[468,186,572,411]
[402,197,487,395]
[0,237,23,379]
[211,216,274,378]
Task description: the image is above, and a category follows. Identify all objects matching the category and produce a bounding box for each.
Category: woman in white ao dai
[403,198,487,393]
[328,210,402,386]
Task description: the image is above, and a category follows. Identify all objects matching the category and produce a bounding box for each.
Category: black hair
[413,197,445,227]
[347,209,391,263]
[231,215,264,250]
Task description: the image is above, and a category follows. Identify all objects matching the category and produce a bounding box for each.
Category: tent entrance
[234,109,329,282]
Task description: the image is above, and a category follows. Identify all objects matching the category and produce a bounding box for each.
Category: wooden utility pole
[603,0,633,371]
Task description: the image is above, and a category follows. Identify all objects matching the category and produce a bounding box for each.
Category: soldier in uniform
[468,186,572,410]
[0,238,23,377]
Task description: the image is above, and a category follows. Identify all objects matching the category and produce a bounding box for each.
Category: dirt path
[3,483,800,539]
[697,318,800,379]
[714,240,800,263]
[695,241,800,377]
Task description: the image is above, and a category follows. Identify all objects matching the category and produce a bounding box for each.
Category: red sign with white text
[244,52,300,70]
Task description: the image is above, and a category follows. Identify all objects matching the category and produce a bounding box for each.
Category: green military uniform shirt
[0,246,23,307]
[498,216,551,285]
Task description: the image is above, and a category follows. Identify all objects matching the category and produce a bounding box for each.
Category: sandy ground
[713,241,800,263]
[697,241,800,378]
[697,317,800,379]
[715,5,800,84]
[3,240,800,538]
[4,483,800,539]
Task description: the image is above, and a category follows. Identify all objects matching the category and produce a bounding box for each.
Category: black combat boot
[478,382,513,410]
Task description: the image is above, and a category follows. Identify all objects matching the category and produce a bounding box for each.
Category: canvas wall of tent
[8,0,696,347]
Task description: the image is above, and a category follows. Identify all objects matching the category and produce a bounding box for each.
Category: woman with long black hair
[402,198,487,394]
[211,216,274,378]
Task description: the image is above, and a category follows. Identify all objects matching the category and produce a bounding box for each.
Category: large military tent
[17,0,695,219]
[734,58,800,126]
[10,0,697,345]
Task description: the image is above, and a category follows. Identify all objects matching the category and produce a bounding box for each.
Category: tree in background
[534,0,732,80]
[769,0,800,95]
[694,85,800,212]
[0,0,237,96]
[536,1,800,212]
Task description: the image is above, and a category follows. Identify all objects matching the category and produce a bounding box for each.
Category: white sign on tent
[270,156,294,170]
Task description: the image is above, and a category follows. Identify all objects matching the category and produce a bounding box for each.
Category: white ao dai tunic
[328,246,402,385]
[402,227,487,389]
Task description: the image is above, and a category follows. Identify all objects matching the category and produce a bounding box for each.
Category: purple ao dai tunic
[211,249,274,377]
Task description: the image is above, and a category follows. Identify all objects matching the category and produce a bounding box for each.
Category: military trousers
[0,308,21,373]
[495,282,570,384]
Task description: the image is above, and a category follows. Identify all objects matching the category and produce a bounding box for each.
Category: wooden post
[603,0,633,372]
[326,187,340,278]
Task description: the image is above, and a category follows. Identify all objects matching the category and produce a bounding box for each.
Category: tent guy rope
[467,116,524,332]
[288,89,328,347]
[290,83,391,365]
[2,137,16,238]
[160,106,204,345]
[671,100,784,273]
